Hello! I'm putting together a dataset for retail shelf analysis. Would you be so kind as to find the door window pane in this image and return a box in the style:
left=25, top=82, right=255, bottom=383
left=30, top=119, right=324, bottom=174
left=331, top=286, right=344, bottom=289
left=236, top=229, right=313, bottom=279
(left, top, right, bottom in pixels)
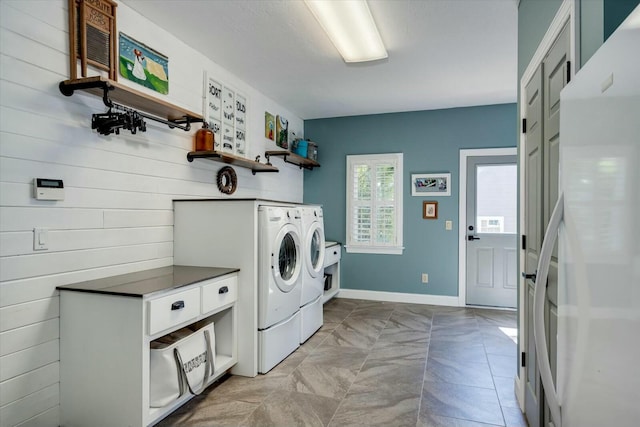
left=476, top=164, right=517, bottom=233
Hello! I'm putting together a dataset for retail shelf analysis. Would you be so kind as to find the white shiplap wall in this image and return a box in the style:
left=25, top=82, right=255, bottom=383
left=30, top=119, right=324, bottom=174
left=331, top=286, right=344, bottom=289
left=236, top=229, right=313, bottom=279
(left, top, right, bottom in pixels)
left=0, top=1, right=304, bottom=425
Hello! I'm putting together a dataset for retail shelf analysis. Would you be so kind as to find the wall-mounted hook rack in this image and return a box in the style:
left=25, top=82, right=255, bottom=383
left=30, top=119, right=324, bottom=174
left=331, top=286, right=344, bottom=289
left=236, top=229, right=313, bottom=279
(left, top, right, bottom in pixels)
left=59, top=76, right=203, bottom=132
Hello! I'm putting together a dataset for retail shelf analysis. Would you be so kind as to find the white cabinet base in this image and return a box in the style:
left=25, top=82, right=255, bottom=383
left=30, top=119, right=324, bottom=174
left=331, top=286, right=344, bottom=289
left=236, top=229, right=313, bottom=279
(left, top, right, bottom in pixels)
left=59, top=272, right=237, bottom=427
left=323, top=244, right=341, bottom=303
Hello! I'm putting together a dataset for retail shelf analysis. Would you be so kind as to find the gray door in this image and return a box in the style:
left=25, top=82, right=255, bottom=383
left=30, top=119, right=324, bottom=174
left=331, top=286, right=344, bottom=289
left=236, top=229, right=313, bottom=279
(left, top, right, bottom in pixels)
left=541, top=21, right=570, bottom=427
left=524, top=64, right=544, bottom=427
left=465, top=155, right=518, bottom=308
left=523, top=22, right=570, bottom=427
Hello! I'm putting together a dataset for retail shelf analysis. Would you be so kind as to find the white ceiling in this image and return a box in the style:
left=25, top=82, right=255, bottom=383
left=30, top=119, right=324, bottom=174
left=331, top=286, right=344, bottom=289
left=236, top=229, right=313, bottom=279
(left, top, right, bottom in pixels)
left=124, top=0, right=518, bottom=120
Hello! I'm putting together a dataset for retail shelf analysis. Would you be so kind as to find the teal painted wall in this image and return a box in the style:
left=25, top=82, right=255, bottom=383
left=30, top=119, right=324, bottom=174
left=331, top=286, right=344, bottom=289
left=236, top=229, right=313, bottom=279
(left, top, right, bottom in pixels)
left=517, top=0, right=639, bottom=75
left=303, top=104, right=517, bottom=297
left=604, top=0, right=639, bottom=38
left=581, top=0, right=639, bottom=66
left=517, top=0, right=563, bottom=81
left=581, top=0, right=604, bottom=67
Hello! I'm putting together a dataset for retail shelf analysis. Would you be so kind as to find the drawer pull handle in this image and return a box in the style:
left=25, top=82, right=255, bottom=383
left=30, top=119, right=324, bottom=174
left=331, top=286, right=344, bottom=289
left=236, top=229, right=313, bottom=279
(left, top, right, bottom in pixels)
left=218, top=286, right=229, bottom=294
left=334, top=251, right=338, bottom=255
left=171, top=300, right=185, bottom=310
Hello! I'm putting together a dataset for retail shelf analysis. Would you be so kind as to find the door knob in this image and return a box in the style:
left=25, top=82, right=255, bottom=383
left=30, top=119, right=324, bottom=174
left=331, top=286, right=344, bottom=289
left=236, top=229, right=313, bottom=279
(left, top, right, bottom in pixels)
left=522, top=272, right=537, bottom=281
left=467, top=235, right=480, bottom=241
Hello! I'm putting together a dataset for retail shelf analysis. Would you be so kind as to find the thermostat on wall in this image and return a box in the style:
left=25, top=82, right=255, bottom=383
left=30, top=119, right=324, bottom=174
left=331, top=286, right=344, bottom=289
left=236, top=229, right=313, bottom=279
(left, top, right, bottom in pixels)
left=33, top=178, right=64, bottom=201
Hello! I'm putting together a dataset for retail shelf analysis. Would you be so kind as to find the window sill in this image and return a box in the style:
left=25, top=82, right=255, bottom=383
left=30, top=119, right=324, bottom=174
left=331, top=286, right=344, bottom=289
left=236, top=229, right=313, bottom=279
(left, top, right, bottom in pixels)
left=345, top=246, right=404, bottom=255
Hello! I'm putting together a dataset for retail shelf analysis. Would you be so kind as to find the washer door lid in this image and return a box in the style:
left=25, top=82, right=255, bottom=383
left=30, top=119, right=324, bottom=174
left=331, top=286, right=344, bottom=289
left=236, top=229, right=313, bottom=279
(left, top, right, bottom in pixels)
left=305, top=222, right=325, bottom=278
left=272, top=224, right=302, bottom=292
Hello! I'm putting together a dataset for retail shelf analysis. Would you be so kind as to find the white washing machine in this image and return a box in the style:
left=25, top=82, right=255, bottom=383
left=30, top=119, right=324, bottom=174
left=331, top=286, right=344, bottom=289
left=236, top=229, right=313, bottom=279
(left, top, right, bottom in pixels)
left=257, top=205, right=303, bottom=373
left=299, top=205, right=325, bottom=343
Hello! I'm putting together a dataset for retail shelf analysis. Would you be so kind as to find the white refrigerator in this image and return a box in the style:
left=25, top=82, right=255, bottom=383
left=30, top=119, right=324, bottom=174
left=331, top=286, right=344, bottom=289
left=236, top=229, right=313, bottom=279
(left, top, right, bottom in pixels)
left=533, top=5, right=640, bottom=427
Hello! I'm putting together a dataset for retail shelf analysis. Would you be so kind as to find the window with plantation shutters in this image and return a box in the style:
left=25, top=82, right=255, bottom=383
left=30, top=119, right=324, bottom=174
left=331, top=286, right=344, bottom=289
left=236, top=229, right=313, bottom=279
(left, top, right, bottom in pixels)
left=346, top=153, right=404, bottom=254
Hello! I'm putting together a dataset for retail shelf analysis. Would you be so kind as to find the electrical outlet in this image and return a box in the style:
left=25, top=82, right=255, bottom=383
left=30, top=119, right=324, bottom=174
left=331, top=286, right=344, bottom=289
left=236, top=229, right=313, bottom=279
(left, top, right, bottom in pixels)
left=421, top=273, right=429, bottom=283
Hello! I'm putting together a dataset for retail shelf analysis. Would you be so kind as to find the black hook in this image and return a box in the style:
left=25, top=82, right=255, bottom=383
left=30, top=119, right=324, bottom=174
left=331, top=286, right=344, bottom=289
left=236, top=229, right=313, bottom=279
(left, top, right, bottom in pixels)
left=101, top=84, right=114, bottom=108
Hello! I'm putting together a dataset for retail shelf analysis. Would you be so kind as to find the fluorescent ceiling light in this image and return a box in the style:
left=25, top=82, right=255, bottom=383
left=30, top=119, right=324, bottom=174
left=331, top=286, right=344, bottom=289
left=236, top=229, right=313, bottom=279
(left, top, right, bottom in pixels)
left=305, top=0, right=387, bottom=63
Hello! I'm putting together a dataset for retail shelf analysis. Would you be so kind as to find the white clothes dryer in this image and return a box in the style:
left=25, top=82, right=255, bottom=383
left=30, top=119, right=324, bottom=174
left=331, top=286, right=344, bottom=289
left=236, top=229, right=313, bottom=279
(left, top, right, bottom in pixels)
left=257, top=206, right=303, bottom=373
left=299, top=205, right=325, bottom=343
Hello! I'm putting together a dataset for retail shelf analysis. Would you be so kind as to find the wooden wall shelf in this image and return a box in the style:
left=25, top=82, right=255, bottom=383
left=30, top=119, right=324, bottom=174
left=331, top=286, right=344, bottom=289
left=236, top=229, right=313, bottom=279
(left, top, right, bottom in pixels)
left=187, top=151, right=279, bottom=175
left=59, top=76, right=203, bottom=126
left=264, top=151, right=320, bottom=170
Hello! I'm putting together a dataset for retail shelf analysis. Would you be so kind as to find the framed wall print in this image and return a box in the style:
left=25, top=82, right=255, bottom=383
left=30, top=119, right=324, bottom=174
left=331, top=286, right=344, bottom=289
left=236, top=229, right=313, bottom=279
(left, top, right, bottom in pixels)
left=423, top=201, right=438, bottom=219
left=265, top=112, right=275, bottom=140
left=235, top=94, right=247, bottom=156
left=221, top=85, right=235, bottom=154
left=204, top=72, right=248, bottom=157
left=411, top=173, right=451, bottom=196
left=205, top=75, right=223, bottom=151
left=276, top=115, right=288, bottom=149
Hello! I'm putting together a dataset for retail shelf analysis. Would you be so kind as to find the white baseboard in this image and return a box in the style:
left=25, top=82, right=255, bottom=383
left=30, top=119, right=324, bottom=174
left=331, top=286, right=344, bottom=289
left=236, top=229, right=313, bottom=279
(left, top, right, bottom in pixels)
left=337, top=289, right=460, bottom=307
left=465, top=304, right=517, bottom=312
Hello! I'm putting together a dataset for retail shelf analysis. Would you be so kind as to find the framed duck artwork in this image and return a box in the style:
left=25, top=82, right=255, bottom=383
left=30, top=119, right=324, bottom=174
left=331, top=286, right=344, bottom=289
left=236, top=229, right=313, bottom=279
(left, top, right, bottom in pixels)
left=119, top=33, right=169, bottom=95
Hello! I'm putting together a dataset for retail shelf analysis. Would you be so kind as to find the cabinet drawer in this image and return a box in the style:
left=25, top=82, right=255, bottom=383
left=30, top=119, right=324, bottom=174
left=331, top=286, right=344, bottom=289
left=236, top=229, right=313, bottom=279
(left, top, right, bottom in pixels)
left=324, top=245, right=341, bottom=267
left=202, top=275, right=237, bottom=314
left=148, top=288, right=200, bottom=335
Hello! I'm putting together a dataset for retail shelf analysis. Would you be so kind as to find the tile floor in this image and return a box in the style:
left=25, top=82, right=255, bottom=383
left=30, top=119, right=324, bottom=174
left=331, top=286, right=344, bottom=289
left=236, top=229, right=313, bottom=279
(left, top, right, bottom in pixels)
left=157, top=299, right=527, bottom=427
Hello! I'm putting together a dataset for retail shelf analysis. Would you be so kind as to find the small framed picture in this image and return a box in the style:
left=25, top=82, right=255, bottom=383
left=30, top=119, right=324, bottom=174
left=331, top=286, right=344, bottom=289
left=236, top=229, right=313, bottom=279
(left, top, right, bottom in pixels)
left=276, top=115, right=288, bottom=149
left=411, top=173, right=451, bottom=196
left=423, top=201, right=438, bottom=219
left=265, top=111, right=275, bottom=140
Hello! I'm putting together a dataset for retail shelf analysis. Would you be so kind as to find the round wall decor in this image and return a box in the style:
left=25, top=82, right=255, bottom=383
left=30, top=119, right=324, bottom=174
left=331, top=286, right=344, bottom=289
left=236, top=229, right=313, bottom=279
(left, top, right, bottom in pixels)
left=217, top=166, right=237, bottom=195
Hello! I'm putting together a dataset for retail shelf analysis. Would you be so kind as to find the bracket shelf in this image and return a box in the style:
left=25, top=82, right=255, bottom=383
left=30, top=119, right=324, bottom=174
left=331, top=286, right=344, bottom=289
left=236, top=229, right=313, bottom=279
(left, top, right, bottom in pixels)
left=264, top=151, right=320, bottom=170
left=187, top=151, right=279, bottom=175
left=59, top=76, right=203, bottom=131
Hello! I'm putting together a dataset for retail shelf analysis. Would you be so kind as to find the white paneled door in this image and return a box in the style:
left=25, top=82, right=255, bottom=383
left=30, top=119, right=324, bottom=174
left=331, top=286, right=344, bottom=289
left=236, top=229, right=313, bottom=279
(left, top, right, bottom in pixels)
left=465, top=155, right=517, bottom=308
left=524, top=63, right=544, bottom=427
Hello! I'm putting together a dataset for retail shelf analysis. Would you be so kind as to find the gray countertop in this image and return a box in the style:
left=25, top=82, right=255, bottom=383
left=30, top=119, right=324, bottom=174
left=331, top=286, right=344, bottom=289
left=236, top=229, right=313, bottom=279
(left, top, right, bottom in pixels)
left=57, top=265, right=239, bottom=298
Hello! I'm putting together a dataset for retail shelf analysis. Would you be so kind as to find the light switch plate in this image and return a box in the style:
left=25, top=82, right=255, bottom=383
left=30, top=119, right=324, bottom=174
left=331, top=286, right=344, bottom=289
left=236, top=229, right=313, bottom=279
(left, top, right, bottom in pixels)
left=445, top=220, right=453, bottom=230
left=34, top=228, right=48, bottom=251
